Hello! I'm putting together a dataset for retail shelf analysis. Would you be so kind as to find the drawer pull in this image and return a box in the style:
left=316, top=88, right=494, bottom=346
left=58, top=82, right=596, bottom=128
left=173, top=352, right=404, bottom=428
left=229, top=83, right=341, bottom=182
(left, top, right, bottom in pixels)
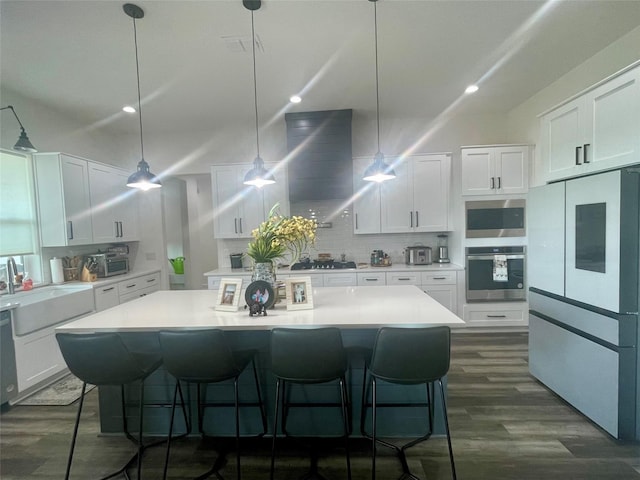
left=146, top=278, right=156, bottom=283
left=398, top=277, right=411, bottom=281
left=125, top=284, right=136, bottom=289
left=486, top=314, right=507, bottom=318
left=432, top=277, right=446, bottom=280
left=102, top=287, right=115, bottom=292
left=365, top=278, right=379, bottom=282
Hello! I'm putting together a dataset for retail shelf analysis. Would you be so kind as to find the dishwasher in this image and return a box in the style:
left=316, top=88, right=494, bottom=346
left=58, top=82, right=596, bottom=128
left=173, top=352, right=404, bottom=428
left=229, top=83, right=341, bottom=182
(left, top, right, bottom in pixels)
left=1, top=309, right=18, bottom=405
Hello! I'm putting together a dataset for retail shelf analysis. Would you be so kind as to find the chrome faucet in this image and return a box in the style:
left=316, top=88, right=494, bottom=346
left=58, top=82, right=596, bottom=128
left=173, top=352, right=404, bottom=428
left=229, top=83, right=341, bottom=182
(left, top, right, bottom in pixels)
left=6, top=257, right=17, bottom=294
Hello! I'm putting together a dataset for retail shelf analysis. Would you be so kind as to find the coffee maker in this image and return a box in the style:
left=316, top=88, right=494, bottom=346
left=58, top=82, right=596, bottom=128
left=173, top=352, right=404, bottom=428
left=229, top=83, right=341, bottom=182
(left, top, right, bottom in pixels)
left=436, top=234, right=450, bottom=263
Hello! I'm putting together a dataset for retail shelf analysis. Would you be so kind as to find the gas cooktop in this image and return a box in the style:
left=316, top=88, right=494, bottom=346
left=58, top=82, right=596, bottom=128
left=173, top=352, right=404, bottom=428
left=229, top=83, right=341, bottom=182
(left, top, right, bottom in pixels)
left=291, top=261, right=357, bottom=270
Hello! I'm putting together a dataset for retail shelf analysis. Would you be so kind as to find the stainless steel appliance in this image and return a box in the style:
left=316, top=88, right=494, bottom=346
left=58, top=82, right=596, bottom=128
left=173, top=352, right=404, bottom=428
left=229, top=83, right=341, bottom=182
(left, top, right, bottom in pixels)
left=528, top=166, right=640, bottom=440
left=465, top=199, right=525, bottom=238
left=1, top=309, right=17, bottom=405
left=291, top=259, right=357, bottom=270
left=466, top=246, right=526, bottom=301
left=436, top=234, right=450, bottom=263
left=404, top=246, right=432, bottom=265
left=87, top=253, right=129, bottom=278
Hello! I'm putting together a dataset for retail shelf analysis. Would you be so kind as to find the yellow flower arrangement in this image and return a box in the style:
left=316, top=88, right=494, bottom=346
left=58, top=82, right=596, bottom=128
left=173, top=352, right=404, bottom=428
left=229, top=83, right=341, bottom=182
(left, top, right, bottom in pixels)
left=247, top=204, right=317, bottom=264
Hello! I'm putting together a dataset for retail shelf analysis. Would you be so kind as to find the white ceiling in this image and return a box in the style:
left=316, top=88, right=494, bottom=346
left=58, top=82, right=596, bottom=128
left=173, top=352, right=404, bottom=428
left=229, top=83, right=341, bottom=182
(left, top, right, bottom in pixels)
left=2, top=0, right=640, bottom=136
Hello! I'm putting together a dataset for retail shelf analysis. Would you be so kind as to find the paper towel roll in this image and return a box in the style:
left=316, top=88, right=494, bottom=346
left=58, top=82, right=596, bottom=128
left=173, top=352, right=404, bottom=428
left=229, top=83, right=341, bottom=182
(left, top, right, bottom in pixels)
left=50, top=257, right=64, bottom=284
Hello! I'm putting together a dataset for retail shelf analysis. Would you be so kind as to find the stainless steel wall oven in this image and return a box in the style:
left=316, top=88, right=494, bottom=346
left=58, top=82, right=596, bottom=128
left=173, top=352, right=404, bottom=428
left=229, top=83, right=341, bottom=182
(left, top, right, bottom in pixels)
left=466, top=246, right=526, bottom=302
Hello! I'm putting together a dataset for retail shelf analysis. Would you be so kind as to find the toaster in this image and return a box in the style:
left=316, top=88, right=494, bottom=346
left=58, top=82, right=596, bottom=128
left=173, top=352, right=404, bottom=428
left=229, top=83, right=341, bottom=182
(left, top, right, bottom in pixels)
left=404, top=246, right=432, bottom=265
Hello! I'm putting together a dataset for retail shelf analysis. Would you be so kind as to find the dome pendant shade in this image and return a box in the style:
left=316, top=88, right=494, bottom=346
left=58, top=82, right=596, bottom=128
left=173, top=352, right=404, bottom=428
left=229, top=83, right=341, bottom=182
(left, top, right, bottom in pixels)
left=1, top=105, right=37, bottom=153
left=124, top=3, right=161, bottom=190
left=363, top=151, right=396, bottom=183
left=14, top=129, right=37, bottom=153
left=126, top=159, right=161, bottom=190
left=363, top=0, right=395, bottom=183
left=243, top=156, right=275, bottom=188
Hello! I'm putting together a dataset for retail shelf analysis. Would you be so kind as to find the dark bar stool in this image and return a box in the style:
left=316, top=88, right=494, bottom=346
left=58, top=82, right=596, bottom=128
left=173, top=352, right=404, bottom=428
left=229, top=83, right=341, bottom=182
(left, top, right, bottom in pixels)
left=270, top=327, right=351, bottom=480
left=360, top=326, right=457, bottom=480
left=158, top=329, right=267, bottom=480
left=56, top=332, right=167, bottom=480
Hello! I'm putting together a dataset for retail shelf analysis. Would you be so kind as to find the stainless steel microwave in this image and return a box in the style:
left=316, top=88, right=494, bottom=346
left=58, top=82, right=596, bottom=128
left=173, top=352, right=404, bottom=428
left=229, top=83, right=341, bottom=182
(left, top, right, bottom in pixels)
left=87, top=253, right=129, bottom=278
left=465, top=199, right=526, bottom=238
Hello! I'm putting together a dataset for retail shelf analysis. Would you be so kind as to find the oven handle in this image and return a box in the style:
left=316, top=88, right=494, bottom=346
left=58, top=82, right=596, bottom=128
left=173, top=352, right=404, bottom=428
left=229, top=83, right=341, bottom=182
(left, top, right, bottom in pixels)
left=466, top=255, right=525, bottom=260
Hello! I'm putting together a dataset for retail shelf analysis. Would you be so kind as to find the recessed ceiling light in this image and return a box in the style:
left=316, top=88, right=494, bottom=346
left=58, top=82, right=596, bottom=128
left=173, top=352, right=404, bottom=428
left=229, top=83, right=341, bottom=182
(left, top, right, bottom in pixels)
left=289, top=95, right=302, bottom=104
left=465, top=85, right=479, bottom=94
left=123, top=106, right=136, bottom=113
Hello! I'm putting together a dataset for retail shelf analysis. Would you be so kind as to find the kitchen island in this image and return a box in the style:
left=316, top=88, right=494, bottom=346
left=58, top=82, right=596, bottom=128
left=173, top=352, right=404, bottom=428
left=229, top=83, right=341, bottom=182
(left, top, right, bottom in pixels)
left=57, top=285, right=464, bottom=437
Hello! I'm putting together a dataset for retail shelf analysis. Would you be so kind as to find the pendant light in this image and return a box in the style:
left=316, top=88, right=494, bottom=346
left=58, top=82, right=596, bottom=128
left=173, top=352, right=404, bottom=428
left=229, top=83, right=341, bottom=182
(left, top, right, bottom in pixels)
left=363, top=0, right=396, bottom=183
left=242, top=0, right=275, bottom=188
left=0, top=105, right=37, bottom=153
left=123, top=3, right=161, bottom=191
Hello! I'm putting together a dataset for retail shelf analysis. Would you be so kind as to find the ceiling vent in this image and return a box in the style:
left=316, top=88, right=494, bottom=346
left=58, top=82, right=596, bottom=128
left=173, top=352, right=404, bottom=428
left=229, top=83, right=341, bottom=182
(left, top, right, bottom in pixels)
left=285, top=109, right=353, bottom=202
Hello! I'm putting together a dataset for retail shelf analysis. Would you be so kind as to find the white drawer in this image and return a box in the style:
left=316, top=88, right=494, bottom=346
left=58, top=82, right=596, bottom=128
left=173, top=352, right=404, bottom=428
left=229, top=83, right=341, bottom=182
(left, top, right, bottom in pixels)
left=323, top=273, right=357, bottom=287
left=207, top=276, right=221, bottom=290
left=118, top=272, right=160, bottom=296
left=357, top=272, right=387, bottom=286
left=94, top=284, right=119, bottom=312
left=386, top=272, right=421, bottom=286
left=119, top=285, right=157, bottom=304
left=421, top=271, right=456, bottom=285
left=463, top=302, right=528, bottom=325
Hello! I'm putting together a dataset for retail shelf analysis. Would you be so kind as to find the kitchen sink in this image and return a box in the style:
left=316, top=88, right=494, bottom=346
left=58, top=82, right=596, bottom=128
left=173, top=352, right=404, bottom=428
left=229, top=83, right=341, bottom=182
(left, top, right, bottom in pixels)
left=4, top=285, right=95, bottom=336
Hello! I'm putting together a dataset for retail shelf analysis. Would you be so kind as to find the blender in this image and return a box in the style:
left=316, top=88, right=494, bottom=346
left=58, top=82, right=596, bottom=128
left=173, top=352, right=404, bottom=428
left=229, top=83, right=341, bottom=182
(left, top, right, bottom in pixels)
left=436, top=234, right=450, bottom=263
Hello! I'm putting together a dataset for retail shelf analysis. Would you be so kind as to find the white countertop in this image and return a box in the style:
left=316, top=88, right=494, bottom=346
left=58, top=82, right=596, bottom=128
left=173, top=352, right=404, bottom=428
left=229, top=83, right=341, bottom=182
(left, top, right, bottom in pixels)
left=204, top=263, right=463, bottom=277
left=56, top=285, right=464, bottom=332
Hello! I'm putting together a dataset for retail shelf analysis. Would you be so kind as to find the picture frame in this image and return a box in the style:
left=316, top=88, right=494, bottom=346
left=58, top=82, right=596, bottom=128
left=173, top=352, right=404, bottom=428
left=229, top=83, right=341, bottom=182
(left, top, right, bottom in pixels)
left=215, top=278, right=243, bottom=311
left=284, top=276, right=314, bottom=310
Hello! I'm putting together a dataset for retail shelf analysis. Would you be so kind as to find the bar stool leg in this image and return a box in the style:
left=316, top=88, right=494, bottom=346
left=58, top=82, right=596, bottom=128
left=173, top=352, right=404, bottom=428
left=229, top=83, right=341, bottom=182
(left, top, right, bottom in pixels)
left=371, top=377, right=377, bottom=480
left=64, top=382, right=87, bottom=480
left=162, top=382, right=180, bottom=480
left=438, top=379, right=457, bottom=480
left=339, top=377, right=352, bottom=480
left=234, top=377, right=241, bottom=480
left=137, top=380, right=145, bottom=479
left=250, top=357, right=268, bottom=434
left=270, top=378, right=281, bottom=480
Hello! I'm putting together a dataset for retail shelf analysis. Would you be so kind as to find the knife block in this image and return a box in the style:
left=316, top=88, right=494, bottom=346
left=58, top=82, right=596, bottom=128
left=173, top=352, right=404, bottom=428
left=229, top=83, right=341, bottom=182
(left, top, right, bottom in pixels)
left=81, top=266, right=97, bottom=282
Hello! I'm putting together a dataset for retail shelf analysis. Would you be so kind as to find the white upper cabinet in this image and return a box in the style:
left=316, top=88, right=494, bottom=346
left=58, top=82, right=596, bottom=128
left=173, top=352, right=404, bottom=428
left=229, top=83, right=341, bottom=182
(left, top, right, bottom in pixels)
left=540, top=65, right=640, bottom=183
left=35, top=153, right=139, bottom=246
left=378, top=153, right=451, bottom=234
left=211, top=163, right=289, bottom=239
left=461, top=145, right=529, bottom=196
left=88, top=163, right=139, bottom=243
left=34, top=153, right=93, bottom=246
left=352, top=156, right=381, bottom=234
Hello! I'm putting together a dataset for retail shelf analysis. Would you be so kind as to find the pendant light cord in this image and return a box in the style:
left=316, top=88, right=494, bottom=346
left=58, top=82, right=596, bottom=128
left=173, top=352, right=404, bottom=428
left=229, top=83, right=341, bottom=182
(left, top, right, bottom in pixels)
left=374, top=0, right=380, bottom=154
left=132, top=15, right=145, bottom=161
left=251, top=10, right=260, bottom=158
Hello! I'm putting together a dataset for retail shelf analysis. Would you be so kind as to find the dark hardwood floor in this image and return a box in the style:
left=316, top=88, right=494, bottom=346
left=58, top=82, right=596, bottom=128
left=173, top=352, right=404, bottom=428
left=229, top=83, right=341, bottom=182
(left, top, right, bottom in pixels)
left=1, top=331, right=639, bottom=479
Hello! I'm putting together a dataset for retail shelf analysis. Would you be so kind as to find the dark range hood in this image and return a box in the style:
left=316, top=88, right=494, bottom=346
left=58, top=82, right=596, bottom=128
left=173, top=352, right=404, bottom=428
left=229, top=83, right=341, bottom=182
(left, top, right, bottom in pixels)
left=285, top=109, right=353, bottom=202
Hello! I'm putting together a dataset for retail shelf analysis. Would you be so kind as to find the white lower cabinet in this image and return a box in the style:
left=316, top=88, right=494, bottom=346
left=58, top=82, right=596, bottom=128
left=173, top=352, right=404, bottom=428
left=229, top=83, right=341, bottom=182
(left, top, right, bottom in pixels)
left=463, top=302, right=528, bottom=327
left=386, top=272, right=421, bottom=286
left=323, top=273, right=357, bottom=287
left=93, top=271, right=161, bottom=311
left=13, top=324, right=67, bottom=394
left=421, top=271, right=458, bottom=315
left=356, top=272, right=386, bottom=286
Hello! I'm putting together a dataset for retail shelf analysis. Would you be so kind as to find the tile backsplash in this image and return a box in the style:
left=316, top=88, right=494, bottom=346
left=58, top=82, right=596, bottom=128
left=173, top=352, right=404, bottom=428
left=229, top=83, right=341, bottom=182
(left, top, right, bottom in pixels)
left=217, top=199, right=447, bottom=268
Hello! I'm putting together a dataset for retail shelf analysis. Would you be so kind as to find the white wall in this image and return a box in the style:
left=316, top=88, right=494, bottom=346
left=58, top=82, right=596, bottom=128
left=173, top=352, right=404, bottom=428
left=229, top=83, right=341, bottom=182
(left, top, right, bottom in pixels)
left=0, top=87, right=131, bottom=166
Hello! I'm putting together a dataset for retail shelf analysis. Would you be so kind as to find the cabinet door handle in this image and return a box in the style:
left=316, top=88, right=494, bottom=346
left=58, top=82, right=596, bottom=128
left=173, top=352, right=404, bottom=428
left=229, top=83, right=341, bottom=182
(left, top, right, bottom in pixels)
left=239, top=218, right=243, bottom=234
left=119, top=222, right=124, bottom=237
left=490, top=177, right=494, bottom=189
left=575, top=145, right=582, bottom=165
left=583, top=143, right=590, bottom=163
left=497, top=177, right=501, bottom=189
left=234, top=218, right=238, bottom=234
left=486, top=314, right=507, bottom=318
left=415, top=211, right=419, bottom=227
left=409, top=211, right=413, bottom=228
left=115, top=221, right=119, bottom=237
left=102, top=287, right=115, bottom=292
left=355, top=214, right=358, bottom=230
